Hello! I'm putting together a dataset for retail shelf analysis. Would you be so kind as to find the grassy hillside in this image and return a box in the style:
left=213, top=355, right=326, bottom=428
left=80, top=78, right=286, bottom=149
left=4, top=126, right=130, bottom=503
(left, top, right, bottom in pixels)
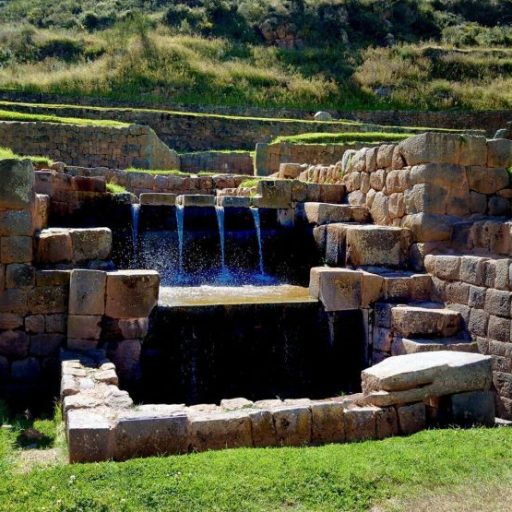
left=0, top=1, right=512, bottom=110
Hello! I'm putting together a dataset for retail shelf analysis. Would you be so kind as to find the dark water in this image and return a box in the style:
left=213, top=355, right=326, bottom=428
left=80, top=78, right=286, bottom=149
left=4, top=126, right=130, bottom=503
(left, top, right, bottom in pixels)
left=134, top=300, right=366, bottom=405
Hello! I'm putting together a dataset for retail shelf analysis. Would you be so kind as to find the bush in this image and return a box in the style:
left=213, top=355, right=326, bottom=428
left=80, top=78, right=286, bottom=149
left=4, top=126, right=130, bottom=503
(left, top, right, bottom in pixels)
left=38, top=37, right=84, bottom=61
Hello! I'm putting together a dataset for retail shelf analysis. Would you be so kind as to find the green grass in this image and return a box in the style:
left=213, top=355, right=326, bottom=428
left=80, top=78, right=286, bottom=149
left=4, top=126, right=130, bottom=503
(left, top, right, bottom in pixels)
left=106, top=182, right=128, bottom=194
left=0, top=146, right=52, bottom=167
left=272, top=131, right=416, bottom=145
left=0, top=425, right=512, bottom=511
left=0, top=108, right=129, bottom=127
left=126, top=167, right=219, bottom=177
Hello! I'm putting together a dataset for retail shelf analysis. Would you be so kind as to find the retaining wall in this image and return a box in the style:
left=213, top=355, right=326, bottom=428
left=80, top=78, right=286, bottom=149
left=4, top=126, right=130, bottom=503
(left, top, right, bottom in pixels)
left=180, top=151, right=253, bottom=175
left=0, top=121, right=180, bottom=170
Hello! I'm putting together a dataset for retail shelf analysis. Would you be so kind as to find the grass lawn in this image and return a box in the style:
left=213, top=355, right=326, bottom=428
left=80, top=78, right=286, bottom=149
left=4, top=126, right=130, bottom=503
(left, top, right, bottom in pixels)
left=272, top=132, right=416, bottom=145
left=1, top=415, right=511, bottom=512
left=0, top=108, right=129, bottom=128
left=0, top=146, right=52, bottom=167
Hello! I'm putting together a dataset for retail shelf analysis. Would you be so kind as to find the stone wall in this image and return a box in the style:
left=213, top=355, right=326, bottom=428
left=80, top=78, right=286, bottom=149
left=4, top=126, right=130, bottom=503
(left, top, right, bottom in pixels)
left=255, top=142, right=379, bottom=176
left=180, top=151, right=253, bottom=175
left=0, top=121, right=180, bottom=170
left=341, top=134, right=512, bottom=243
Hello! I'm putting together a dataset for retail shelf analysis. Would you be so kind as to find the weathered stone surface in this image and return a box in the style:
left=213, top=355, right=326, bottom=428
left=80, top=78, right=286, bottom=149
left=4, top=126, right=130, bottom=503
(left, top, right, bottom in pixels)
left=0, top=209, right=33, bottom=237
left=30, top=333, right=65, bottom=356
left=5, top=263, right=35, bottom=288
left=0, top=159, right=34, bottom=209
left=396, top=402, right=426, bottom=435
left=110, top=339, right=142, bottom=381
left=301, top=202, right=369, bottom=225
left=220, top=397, right=254, bottom=411
left=114, top=414, right=188, bottom=459
left=467, top=166, right=510, bottom=194
left=0, top=236, right=32, bottom=264
left=484, top=289, right=512, bottom=318
left=487, top=138, right=512, bottom=168
left=449, top=390, right=495, bottom=427
left=67, top=315, right=102, bottom=341
left=36, top=269, right=71, bottom=287
left=24, top=314, right=45, bottom=334
left=70, top=228, right=112, bottom=262
left=35, top=229, right=72, bottom=264
left=0, top=330, right=29, bottom=357
left=105, top=270, right=159, bottom=318
left=310, top=401, right=345, bottom=444
left=345, top=225, right=407, bottom=267
left=402, top=213, right=460, bottom=242
left=0, top=313, right=23, bottom=330
left=29, top=285, right=68, bottom=314
left=376, top=407, right=398, bottom=439
left=248, top=409, right=277, bottom=447
left=459, top=135, right=487, bottom=166
left=399, top=133, right=461, bottom=166
left=189, top=411, right=253, bottom=451
left=140, top=193, right=177, bottom=206
left=69, top=270, right=106, bottom=316
left=361, top=351, right=492, bottom=406
left=67, top=410, right=114, bottom=463
left=391, top=305, right=461, bottom=337
left=344, top=406, right=378, bottom=442
left=309, top=267, right=361, bottom=312
left=272, top=405, right=312, bottom=446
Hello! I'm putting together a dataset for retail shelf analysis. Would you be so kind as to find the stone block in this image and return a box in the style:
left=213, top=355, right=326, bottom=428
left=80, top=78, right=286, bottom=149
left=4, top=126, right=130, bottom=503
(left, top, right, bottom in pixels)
left=0, top=288, right=28, bottom=315
left=220, top=398, right=254, bottom=411
left=67, top=315, right=102, bottom=340
left=344, top=406, right=378, bottom=442
left=0, top=313, right=23, bottom=330
left=69, top=270, right=106, bottom=316
left=432, top=255, right=460, bottom=281
left=248, top=409, right=277, bottom=447
left=325, top=223, right=349, bottom=266
left=35, top=229, right=72, bottom=264
left=301, top=203, right=369, bottom=225
left=484, top=289, right=512, bottom=318
left=460, top=256, right=487, bottom=286
left=254, top=180, right=292, bottom=208
left=105, top=270, right=159, bottom=318
left=0, top=209, right=33, bottom=236
left=5, top=263, right=35, bottom=288
left=29, top=333, right=65, bottom=356
left=45, top=314, right=66, bottom=334
left=369, top=191, right=390, bottom=225
left=0, top=330, right=29, bottom=358
left=272, top=405, right=312, bottom=447
left=396, top=402, right=426, bottom=435
left=402, top=213, right=459, bottom=242
left=488, top=315, right=511, bottom=342
left=36, top=269, right=71, bottom=287
left=0, top=236, right=32, bottom=264
left=114, top=414, right=189, bottom=460
left=444, top=282, right=470, bottom=305
left=361, top=271, right=384, bottom=306
left=309, top=267, right=362, bottom=312
left=69, top=228, right=112, bottom=263
left=468, top=166, right=510, bottom=194
left=0, top=159, right=34, bottom=210
left=29, top=286, right=68, bottom=314
left=376, top=406, right=399, bottom=439
left=67, top=410, right=114, bottom=463
left=373, top=326, right=393, bottom=353
left=189, top=411, right=253, bottom=451
left=310, top=401, right=345, bottom=444
left=468, top=308, right=489, bottom=337
left=449, top=390, right=495, bottom=427
left=345, top=225, right=407, bottom=268
left=487, top=138, right=512, bottom=168
left=459, top=135, right=487, bottom=166
left=398, top=133, right=461, bottom=166
left=391, top=305, right=461, bottom=337
left=34, top=194, right=49, bottom=231
left=469, top=191, right=487, bottom=214
left=25, top=314, right=45, bottom=334
left=110, top=339, right=142, bottom=381
left=376, top=144, right=395, bottom=169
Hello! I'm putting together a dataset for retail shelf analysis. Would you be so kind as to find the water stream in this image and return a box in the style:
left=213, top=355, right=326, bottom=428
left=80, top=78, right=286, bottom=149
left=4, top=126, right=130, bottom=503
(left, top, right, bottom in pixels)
left=215, top=206, right=226, bottom=273
left=130, top=204, right=140, bottom=257
left=176, top=205, right=185, bottom=273
left=251, top=207, right=265, bottom=275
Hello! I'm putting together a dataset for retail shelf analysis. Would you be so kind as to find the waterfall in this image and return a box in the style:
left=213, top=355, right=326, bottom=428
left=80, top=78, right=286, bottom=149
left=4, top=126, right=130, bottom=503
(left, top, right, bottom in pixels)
left=176, top=205, right=185, bottom=273
left=131, top=203, right=141, bottom=257
left=215, top=206, right=226, bottom=273
left=251, top=207, right=265, bottom=275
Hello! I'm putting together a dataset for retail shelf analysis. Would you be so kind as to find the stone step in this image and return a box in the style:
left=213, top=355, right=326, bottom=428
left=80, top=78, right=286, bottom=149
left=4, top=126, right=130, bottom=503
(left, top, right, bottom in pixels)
left=300, top=202, right=370, bottom=225
left=391, top=336, right=478, bottom=356
left=317, top=223, right=411, bottom=268
left=391, top=303, right=462, bottom=338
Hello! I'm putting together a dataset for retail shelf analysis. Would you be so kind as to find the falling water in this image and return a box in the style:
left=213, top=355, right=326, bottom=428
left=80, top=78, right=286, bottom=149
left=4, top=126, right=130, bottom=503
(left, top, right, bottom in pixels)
left=251, top=207, right=265, bottom=275
left=215, top=206, right=226, bottom=273
left=176, top=205, right=185, bottom=273
left=130, top=203, right=141, bottom=256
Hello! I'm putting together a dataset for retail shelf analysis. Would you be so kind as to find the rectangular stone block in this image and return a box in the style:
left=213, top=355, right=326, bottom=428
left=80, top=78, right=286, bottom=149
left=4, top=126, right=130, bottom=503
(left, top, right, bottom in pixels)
left=484, top=289, right=512, bottom=318
left=36, top=269, right=71, bottom=287
left=69, top=228, right=112, bottom=263
left=0, top=313, right=23, bottom=330
left=140, top=193, right=177, bottom=206
left=69, top=270, right=106, bottom=316
left=25, top=314, right=45, bottom=334
left=344, top=406, right=378, bottom=442
left=0, top=159, right=34, bottom=210
left=248, top=409, right=278, bottom=447
left=34, top=194, right=49, bottom=231
left=35, top=229, right=72, bottom=264
left=0, top=209, right=33, bottom=236
left=272, top=405, right=312, bottom=447
left=310, top=401, right=345, bottom=444
left=114, top=414, right=188, bottom=460
left=396, top=402, right=426, bottom=435
left=67, top=315, right=102, bottom=340
left=45, top=314, right=67, bottom=334
left=376, top=406, right=398, bottom=439
left=0, top=288, right=28, bottom=315
left=0, top=330, right=29, bottom=358
left=309, top=267, right=362, bottom=312
left=29, top=286, right=68, bottom=314
left=105, top=270, right=159, bottom=318
left=0, top=236, right=32, bottom=263
left=449, top=390, right=495, bottom=427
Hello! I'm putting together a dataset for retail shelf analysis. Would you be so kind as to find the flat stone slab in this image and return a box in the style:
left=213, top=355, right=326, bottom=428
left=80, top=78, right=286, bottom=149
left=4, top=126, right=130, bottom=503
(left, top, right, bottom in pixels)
left=392, top=337, right=478, bottom=356
left=139, top=193, right=177, bottom=206
left=216, top=196, right=251, bottom=208
left=361, top=351, right=492, bottom=406
left=302, top=202, right=370, bottom=225
left=176, top=194, right=215, bottom=207
left=391, top=304, right=461, bottom=337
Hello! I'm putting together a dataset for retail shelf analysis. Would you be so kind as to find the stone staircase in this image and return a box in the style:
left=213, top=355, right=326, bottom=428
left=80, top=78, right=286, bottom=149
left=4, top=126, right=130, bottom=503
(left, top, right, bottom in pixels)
left=303, top=201, right=477, bottom=362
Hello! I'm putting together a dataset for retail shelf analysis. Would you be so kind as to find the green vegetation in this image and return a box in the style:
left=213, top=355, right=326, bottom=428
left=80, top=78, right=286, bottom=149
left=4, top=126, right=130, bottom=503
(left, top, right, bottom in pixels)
left=106, top=182, right=128, bottom=194
left=126, top=167, right=219, bottom=177
left=273, top=131, right=415, bottom=145
left=0, top=2, right=512, bottom=110
left=0, top=146, right=52, bottom=166
left=0, top=421, right=512, bottom=511
left=0, top=108, right=128, bottom=127
left=239, top=177, right=261, bottom=188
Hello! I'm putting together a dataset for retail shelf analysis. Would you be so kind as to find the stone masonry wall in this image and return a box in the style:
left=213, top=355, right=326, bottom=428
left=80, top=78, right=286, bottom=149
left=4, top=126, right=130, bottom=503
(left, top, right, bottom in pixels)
left=0, top=121, right=180, bottom=170
left=180, top=151, right=254, bottom=175
left=341, top=134, right=512, bottom=245
left=255, top=142, right=379, bottom=176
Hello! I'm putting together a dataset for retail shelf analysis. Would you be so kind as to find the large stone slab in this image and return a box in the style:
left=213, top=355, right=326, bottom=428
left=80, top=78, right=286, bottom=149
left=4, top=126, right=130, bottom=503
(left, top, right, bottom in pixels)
left=0, top=159, right=34, bottom=210
left=361, top=351, right=492, bottom=406
left=391, top=305, right=461, bottom=337
left=309, top=267, right=362, bottom=311
left=301, top=202, right=370, bottom=225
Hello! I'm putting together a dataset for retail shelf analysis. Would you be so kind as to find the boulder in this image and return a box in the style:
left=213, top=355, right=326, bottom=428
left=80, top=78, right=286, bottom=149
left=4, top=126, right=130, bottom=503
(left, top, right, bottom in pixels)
left=398, top=133, right=461, bottom=166
left=0, top=159, right=34, bottom=210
